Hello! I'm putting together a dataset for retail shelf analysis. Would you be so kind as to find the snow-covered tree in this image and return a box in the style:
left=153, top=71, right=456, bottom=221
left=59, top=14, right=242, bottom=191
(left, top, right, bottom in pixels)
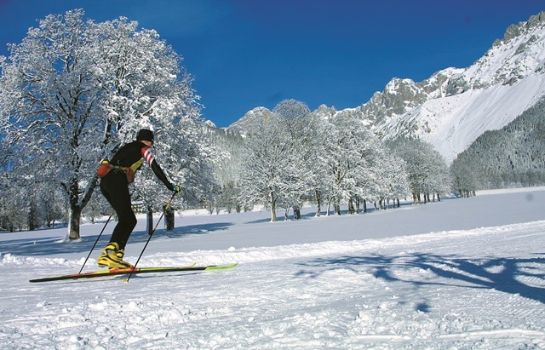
left=388, top=137, right=451, bottom=203
left=239, top=113, right=295, bottom=222
left=208, top=128, right=245, bottom=213
left=305, top=111, right=329, bottom=216
left=0, top=10, right=200, bottom=239
left=272, top=99, right=314, bottom=219
left=384, top=154, right=411, bottom=206
left=321, top=109, right=381, bottom=215
left=353, top=147, right=410, bottom=211
left=0, top=174, right=27, bottom=231
left=171, top=117, right=218, bottom=209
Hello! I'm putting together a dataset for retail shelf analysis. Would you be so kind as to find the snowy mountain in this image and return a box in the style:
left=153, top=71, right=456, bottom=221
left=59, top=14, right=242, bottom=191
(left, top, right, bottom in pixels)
left=376, top=11, right=545, bottom=163
left=226, top=106, right=273, bottom=136
left=228, top=12, right=545, bottom=163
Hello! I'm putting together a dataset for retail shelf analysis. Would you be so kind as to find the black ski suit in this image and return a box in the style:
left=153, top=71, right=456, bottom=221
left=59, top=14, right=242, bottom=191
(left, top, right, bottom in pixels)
left=100, top=141, right=174, bottom=250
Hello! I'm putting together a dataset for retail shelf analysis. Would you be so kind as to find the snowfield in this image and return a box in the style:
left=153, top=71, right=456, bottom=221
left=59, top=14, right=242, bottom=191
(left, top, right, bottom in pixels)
left=420, top=73, right=545, bottom=164
left=1, top=189, right=545, bottom=349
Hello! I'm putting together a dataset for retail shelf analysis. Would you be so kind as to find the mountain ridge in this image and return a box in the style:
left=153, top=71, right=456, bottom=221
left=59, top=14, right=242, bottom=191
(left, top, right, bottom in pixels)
left=227, top=11, right=545, bottom=163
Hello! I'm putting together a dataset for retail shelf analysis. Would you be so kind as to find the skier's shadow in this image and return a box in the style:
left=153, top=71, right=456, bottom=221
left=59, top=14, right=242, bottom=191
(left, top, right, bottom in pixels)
left=296, top=252, right=545, bottom=304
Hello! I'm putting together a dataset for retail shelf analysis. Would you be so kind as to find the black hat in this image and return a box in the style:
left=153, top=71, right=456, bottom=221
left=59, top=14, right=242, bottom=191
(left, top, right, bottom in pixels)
left=136, top=129, right=154, bottom=142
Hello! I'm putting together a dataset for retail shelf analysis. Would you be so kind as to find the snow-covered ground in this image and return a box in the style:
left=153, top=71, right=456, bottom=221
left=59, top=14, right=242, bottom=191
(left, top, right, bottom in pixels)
left=1, top=189, right=545, bottom=349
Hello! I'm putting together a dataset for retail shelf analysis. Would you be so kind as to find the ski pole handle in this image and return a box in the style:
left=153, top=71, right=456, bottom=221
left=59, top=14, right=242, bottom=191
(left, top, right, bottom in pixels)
left=163, top=191, right=177, bottom=211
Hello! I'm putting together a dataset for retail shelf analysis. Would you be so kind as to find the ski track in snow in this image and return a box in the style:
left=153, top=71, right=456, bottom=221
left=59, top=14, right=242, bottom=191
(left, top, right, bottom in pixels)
left=1, top=192, right=545, bottom=349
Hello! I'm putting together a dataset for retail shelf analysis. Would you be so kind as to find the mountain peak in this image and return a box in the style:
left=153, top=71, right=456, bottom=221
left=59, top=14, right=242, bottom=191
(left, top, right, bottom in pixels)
left=377, top=10, right=545, bottom=163
left=361, top=10, right=545, bottom=163
left=227, top=107, right=273, bottom=136
left=498, top=11, right=545, bottom=45
left=227, top=11, right=545, bottom=164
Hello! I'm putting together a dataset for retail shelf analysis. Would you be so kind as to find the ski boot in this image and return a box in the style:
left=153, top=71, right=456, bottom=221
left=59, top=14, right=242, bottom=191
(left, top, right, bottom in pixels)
left=97, top=242, right=134, bottom=269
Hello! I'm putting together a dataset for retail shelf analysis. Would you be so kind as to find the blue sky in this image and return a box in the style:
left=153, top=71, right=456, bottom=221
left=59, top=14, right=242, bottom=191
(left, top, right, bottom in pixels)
left=0, top=0, right=544, bottom=126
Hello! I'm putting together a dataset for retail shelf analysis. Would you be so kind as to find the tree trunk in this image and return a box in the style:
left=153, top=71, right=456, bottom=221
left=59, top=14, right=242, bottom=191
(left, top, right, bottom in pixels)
left=270, top=191, right=277, bottom=222
left=66, top=175, right=99, bottom=240
left=348, top=197, right=355, bottom=214
left=164, top=205, right=175, bottom=231
left=147, top=208, right=153, bottom=235
left=28, top=203, right=36, bottom=231
left=363, top=199, right=367, bottom=213
left=293, top=206, right=301, bottom=220
left=355, top=196, right=361, bottom=214
left=68, top=206, right=82, bottom=240
left=334, top=200, right=341, bottom=215
left=315, top=190, right=321, bottom=217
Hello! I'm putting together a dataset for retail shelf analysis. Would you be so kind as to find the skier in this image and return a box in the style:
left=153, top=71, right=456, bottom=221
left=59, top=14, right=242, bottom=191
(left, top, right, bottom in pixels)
left=96, top=129, right=179, bottom=269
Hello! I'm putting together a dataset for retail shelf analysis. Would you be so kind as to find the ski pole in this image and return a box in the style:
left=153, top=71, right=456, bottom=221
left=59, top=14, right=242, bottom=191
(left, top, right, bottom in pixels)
left=125, top=192, right=177, bottom=282
left=78, top=214, right=112, bottom=274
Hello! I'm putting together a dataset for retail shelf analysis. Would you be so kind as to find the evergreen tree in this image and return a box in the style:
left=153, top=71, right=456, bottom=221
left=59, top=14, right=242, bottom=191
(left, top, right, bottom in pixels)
left=451, top=98, right=545, bottom=189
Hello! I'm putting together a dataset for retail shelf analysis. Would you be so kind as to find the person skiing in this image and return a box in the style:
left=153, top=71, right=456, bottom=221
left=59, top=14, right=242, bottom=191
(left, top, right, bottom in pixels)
left=96, top=128, right=179, bottom=269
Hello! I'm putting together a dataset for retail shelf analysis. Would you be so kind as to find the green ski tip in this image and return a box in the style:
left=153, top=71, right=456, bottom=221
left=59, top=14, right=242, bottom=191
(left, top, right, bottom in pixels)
left=204, top=263, right=239, bottom=271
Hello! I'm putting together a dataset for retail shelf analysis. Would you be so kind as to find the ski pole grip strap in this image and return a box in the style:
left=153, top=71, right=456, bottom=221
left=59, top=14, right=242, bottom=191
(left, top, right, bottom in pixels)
left=164, top=192, right=177, bottom=210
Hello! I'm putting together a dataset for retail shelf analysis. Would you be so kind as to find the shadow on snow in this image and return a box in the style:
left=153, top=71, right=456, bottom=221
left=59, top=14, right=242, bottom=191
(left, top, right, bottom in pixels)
left=295, top=253, right=545, bottom=304
left=244, top=206, right=393, bottom=224
left=0, top=222, right=232, bottom=257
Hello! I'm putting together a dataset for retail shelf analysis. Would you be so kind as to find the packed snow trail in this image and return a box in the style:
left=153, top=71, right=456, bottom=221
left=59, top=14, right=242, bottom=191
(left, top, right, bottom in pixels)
left=1, top=223, right=545, bottom=348
left=1, top=189, right=545, bottom=349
